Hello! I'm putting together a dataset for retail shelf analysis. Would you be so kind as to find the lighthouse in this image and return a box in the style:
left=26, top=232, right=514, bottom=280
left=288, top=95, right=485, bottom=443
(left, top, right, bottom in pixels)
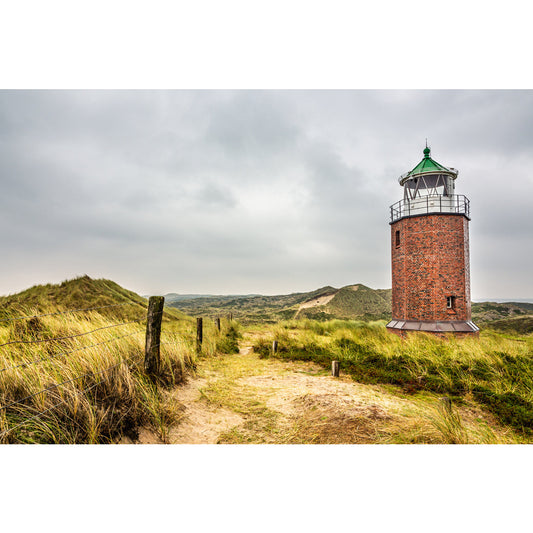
left=386, top=146, right=479, bottom=336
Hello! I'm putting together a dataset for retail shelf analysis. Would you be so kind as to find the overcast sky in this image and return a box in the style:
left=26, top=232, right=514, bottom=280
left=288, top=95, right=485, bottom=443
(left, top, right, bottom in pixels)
left=1, top=90, right=532, bottom=299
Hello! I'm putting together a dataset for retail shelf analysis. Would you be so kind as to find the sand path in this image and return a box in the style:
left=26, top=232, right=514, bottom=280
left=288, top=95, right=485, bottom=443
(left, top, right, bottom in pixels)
left=157, top=332, right=408, bottom=444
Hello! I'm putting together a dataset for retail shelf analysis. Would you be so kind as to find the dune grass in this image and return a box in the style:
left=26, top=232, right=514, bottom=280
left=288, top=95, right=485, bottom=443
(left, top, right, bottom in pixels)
left=0, top=274, right=244, bottom=444
left=0, top=308, right=243, bottom=443
left=253, top=319, right=533, bottom=439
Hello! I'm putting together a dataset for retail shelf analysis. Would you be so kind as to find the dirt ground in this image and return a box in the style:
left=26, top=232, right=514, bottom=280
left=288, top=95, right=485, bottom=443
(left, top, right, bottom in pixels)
left=127, top=331, right=515, bottom=445
left=142, top=334, right=424, bottom=444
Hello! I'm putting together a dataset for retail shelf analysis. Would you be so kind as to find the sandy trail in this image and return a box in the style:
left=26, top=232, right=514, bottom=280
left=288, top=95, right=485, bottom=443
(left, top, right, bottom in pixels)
left=168, top=377, right=244, bottom=444
left=161, top=333, right=410, bottom=444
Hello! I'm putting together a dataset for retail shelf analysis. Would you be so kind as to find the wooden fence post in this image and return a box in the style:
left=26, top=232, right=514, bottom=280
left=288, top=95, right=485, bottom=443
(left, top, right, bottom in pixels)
left=145, top=296, right=165, bottom=376
left=215, top=317, right=221, bottom=332
left=196, top=317, right=203, bottom=353
left=332, top=361, right=340, bottom=377
left=272, top=340, right=278, bottom=355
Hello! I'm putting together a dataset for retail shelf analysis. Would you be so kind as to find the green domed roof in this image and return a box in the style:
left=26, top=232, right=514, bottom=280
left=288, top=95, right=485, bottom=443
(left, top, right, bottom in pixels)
left=399, top=146, right=458, bottom=185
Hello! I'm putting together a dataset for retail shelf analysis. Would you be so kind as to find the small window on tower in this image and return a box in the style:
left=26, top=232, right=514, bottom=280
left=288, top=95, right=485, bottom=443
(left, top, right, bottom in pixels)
left=446, top=296, right=456, bottom=309
left=395, top=230, right=400, bottom=247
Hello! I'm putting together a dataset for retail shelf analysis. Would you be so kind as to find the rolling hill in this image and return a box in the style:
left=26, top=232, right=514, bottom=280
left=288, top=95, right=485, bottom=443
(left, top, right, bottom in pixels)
left=471, top=301, right=533, bottom=322
left=167, top=284, right=392, bottom=323
left=167, top=284, right=533, bottom=329
left=3, top=276, right=531, bottom=332
left=0, top=276, right=186, bottom=322
left=296, top=284, right=392, bottom=320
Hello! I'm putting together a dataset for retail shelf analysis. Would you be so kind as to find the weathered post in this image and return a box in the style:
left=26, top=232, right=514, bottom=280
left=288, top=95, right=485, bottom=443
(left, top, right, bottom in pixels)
left=332, top=361, right=340, bottom=377
left=145, top=296, right=165, bottom=376
left=272, top=340, right=278, bottom=355
left=196, top=317, right=203, bottom=353
left=215, top=317, right=221, bottom=332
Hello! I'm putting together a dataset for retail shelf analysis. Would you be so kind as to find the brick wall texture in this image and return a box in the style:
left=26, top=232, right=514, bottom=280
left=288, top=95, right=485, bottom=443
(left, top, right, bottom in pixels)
left=390, top=214, right=472, bottom=322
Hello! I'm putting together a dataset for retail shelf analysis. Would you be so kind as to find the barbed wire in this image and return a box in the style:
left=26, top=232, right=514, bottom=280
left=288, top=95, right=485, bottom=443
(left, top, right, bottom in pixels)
left=0, top=352, right=143, bottom=440
left=0, top=330, right=144, bottom=374
left=0, top=301, right=145, bottom=324
left=0, top=350, right=144, bottom=413
left=0, top=318, right=146, bottom=349
left=0, top=305, right=176, bottom=441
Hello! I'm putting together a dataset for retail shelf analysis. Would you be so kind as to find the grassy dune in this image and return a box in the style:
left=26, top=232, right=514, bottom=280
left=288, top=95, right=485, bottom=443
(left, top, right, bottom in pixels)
left=0, top=276, right=239, bottom=443
left=1, top=312, right=187, bottom=443
left=0, top=309, right=242, bottom=443
left=253, top=320, right=533, bottom=442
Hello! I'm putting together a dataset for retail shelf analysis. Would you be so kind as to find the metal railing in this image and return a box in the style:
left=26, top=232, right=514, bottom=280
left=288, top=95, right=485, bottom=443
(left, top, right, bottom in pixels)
left=389, top=194, right=470, bottom=223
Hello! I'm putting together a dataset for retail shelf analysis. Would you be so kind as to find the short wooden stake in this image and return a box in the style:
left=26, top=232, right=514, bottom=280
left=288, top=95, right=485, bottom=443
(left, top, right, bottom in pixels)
left=215, top=317, right=221, bottom=331
left=272, top=340, right=278, bottom=354
left=196, top=317, right=203, bottom=353
left=332, top=361, right=340, bottom=377
left=145, top=296, right=165, bottom=376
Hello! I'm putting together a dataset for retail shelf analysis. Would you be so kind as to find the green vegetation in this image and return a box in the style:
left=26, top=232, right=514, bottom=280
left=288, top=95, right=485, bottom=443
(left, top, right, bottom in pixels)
left=215, top=321, right=242, bottom=354
left=472, top=301, right=533, bottom=330
left=0, top=275, right=185, bottom=323
left=253, top=319, right=533, bottom=438
left=482, top=315, right=533, bottom=335
left=297, top=285, right=391, bottom=321
left=3, top=276, right=532, bottom=444
left=167, top=284, right=533, bottom=331
left=0, top=276, right=232, bottom=443
left=168, top=284, right=391, bottom=323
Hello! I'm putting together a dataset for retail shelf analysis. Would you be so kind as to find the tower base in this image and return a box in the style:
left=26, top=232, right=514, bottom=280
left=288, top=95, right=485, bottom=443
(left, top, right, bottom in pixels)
left=386, top=319, right=479, bottom=338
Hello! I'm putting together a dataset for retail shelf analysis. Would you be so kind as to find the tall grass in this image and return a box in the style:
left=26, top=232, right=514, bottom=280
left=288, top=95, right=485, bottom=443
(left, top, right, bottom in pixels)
left=0, top=311, right=197, bottom=443
left=255, top=320, right=533, bottom=437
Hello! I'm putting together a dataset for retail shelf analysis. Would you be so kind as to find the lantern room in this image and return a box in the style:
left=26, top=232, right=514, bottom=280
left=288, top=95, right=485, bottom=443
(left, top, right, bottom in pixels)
left=390, top=146, right=469, bottom=222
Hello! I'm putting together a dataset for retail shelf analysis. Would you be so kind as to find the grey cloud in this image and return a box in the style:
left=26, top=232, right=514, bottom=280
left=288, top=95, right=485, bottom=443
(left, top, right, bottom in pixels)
left=1, top=90, right=532, bottom=298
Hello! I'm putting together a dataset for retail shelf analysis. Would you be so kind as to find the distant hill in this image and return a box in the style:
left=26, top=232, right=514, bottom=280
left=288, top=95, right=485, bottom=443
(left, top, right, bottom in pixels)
left=168, top=284, right=391, bottom=323
left=10, top=276, right=529, bottom=328
left=161, top=293, right=261, bottom=304
left=0, top=276, right=186, bottom=322
left=481, top=315, right=533, bottom=335
left=166, top=285, right=533, bottom=328
left=470, top=301, right=533, bottom=334
left=296, top=284, right=392, bottom=320
left=471, top=301, right=533, bottom=323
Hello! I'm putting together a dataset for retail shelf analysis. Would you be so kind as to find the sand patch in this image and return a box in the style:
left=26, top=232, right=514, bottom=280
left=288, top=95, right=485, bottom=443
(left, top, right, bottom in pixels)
left=298, top=292, right=336, bottom=311
left=167, top=377, right=244, bottom=444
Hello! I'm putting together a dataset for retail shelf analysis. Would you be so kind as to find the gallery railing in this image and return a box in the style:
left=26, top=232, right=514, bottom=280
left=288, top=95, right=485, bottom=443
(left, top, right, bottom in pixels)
left=390, top=194, right=470, bottom=223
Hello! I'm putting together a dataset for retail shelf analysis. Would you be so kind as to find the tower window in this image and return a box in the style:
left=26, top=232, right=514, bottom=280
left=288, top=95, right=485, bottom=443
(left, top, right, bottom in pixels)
left=446, top=296, right=456, bottom=309
left=395, top=230, right=400, bottom=247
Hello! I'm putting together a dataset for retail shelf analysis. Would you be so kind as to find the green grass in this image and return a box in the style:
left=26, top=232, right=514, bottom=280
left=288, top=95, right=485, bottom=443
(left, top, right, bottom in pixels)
left=168, top=284, right=392, bottom=323
left=0, top=312, right=190, bottom=443
left=0, top=275, right=187, bottom=322
left=254, top=320, right=533, bottom=437
left=0, top=276, right=236, bottom=443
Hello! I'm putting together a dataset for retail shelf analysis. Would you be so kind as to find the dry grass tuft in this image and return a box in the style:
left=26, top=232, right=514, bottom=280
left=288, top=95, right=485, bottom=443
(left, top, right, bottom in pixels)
left=0, top=311, right=197, bottom=443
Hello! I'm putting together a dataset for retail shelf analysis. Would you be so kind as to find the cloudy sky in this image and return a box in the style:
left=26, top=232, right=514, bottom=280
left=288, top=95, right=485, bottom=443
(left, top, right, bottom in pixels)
left=1, top=90, right=532, bottom=299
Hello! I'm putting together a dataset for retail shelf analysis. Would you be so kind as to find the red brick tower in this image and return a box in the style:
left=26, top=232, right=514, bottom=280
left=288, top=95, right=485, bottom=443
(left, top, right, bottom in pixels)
left=386, top=146, right=479, bottom=336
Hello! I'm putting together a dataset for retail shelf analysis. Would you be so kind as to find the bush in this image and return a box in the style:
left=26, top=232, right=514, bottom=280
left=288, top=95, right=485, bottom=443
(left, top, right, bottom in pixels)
left=216, top=323, right=241, bottom=354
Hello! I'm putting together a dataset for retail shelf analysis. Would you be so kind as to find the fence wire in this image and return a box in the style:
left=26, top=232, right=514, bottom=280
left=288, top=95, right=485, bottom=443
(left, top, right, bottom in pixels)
left=0, top=351, right=143, bottom=440
left=0, top=301, right=144, bottom=323
left=0, top=301, right=175, bottom=441
left=0, top=330, right=144, bottom=374
left=0, top=318, right=146, bottom=349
